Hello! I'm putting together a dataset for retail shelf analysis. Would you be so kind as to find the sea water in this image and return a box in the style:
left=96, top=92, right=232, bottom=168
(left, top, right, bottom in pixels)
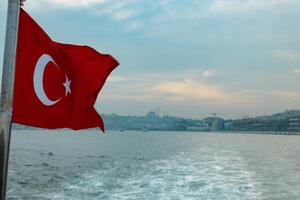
left=6, top=130, right=300, bottom=200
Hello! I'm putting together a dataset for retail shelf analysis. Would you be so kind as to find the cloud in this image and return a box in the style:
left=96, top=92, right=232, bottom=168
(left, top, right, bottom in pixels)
left=210, top=0, right=297, bottom=14
left=25, top=0, right=142, bottom=32
left=102, top=68, right=300, bottom=107
left=153, top=81, right=230, bottom=103
left=25, top=0, right=139, bottom=20
left=102, top=69, right=233, bottom=105
left=276, top=50, right=300, bottom=62
left=293, top=69, right=300, bottom=73
left=202, top=69, right=216, bottom=77
left=99, top=68, right=300, bottom=118
left=107, top=75, right=126, bottom=82
left=125, top=21, right=143, bottom=32
left=272, top=90, right=298, bottom=98
left=26, top=0, right=108, bottom=8
left=92, top=1, right=140, bottom=19
left=112, top=9, right=138, bottom=21
left=177, top=68, right=217, bottom=81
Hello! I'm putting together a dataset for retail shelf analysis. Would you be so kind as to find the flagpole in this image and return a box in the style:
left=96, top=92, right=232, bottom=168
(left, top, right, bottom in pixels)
left=0, top=0, right=20, bottom=199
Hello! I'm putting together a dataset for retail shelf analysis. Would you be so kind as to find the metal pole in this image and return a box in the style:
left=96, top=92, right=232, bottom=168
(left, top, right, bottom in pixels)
left=0, top=0, right=20, bottom=199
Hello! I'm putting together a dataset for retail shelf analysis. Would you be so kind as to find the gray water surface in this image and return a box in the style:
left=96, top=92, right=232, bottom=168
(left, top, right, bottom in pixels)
left=6, top=130, right=300, bottom=200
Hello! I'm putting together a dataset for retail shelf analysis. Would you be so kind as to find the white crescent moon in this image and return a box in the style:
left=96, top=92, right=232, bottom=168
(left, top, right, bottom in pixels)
left=33, top=54, right=61, bottom=106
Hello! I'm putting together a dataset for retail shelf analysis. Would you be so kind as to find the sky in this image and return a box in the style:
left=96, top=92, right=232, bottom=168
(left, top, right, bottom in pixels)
left=1, top=0, right=300, bottom=119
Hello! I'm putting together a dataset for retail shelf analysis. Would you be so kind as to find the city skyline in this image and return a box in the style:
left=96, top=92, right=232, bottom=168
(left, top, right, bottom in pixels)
left=101, top=108, right=300, bottom=120
left=1, top=0, right=300, bottom=118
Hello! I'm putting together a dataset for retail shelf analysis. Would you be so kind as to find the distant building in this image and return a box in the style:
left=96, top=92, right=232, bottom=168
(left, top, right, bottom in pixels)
left=224, top=120, right=232, bottom=131
left=227, top=119, right=252, bottom=131
left=187, top=121, right=209, bottom=131
left=225, top=119, right=289, bottom=132
left=250, top=120, right=288, bottom=131
left=288, top=116, right=300, bottom=132
left=100, top=109, right=300, bottom=133
left=145, top=111, right=159, bottom=121
left=203, top=117, right=224, bottom=131
left=211, top=118, right=224, bottom=131
left=186, top=126, right=209, bottom=131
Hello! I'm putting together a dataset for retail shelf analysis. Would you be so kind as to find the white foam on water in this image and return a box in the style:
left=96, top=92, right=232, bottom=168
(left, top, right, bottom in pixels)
left=51, top=149, right=264, bottom=200
left=10, top=131, right=300, bottom=199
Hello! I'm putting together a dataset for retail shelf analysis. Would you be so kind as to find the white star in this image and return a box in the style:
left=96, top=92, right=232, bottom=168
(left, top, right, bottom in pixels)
left=63, top=75, right=71, bottom=96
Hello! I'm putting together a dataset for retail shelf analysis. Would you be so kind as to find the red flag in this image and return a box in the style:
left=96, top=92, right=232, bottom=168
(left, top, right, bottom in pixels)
left=12, top=8, right=119, bottom=132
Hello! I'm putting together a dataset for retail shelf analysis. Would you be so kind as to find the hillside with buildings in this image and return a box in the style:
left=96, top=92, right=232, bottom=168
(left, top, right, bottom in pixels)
left=102, top=109, right=300, bottom=133
left=12, top=109, right=300, bottom=134
left=225, top=110, right=300, bottom=133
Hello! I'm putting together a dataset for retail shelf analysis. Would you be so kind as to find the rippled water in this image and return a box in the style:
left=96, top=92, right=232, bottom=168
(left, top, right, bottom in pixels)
left=6, top=130, right=300, bottom=200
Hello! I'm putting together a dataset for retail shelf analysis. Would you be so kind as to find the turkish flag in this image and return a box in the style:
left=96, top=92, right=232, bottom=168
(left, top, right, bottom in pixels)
left=12, top=8, right=119, bottom=132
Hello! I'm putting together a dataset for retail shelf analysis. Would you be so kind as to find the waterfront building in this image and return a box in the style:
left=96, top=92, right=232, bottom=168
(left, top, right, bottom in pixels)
left=288, top=116, right=300, bottom=132
left=227, top=119, right=252, bottom=131
left=250, top=120, right=288, bottom=131
left=203, top=117, right=224, bottom=131
left=225, top=119, right=289, bottom=132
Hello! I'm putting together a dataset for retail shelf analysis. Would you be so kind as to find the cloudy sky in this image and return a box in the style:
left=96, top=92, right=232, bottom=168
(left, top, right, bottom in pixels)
left=1, top=0, right=300, bottom=119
